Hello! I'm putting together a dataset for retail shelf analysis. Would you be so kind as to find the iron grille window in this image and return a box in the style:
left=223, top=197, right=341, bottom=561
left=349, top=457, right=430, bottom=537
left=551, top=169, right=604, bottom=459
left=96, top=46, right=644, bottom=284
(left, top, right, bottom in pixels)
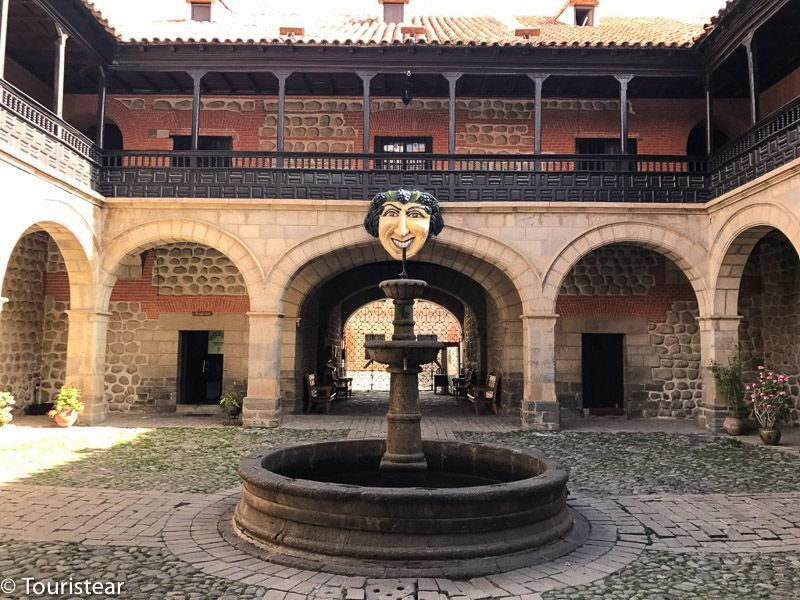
left=374, top=136, right=433, bottom=170
left=172, top=135, right=233, bottom=167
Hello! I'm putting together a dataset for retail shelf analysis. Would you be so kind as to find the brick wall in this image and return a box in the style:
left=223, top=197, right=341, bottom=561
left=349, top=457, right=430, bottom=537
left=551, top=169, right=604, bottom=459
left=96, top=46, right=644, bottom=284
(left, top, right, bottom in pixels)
left=66, top=93, right=713, bottom=156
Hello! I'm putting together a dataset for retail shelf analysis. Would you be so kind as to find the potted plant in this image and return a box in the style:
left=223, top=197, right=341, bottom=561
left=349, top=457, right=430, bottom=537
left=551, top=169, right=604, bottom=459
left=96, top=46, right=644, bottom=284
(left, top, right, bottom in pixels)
left=47, top=386, right=83, bottom=428
left=0, top=391, right=15, bottom=426
left=708, top=353, right=744, bottom=435
left=746, top=366, right=793, bottom=445
left=219, top=382, right=243, bottom=424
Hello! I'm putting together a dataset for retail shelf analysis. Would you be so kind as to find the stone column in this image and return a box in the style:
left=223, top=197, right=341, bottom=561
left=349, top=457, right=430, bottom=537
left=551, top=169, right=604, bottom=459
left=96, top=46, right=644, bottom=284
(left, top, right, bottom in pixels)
left=697, top=315, right=742, bottom=431
left=521, top=314, right=560, bottom=431
left=65, top=309, right=110, bottom=425
left=243, top=311, right=283, bottom=427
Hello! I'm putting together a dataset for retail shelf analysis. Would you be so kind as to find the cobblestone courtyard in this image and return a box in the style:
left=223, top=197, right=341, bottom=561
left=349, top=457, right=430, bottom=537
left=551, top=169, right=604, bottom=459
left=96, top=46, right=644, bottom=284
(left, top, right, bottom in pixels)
left=2, top=396, right=800, bottom=599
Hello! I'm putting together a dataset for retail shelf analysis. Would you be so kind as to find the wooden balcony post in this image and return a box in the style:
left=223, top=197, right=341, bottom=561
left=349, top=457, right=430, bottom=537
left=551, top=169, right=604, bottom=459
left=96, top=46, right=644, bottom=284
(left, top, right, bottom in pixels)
left=53, top=24, right=69, bottom=117
left=188, top=70, right=206, bottom=151
left=443, top=72, right=462, bottom=169
left=358, top=71, right=376, bottom=172
left=274, top=71, right=291, bottom=153
left=743, top=33, right=760, bottom=125
left=96, top=66, right=107, bottom=149
left=527, top=73, right=549, bottom=154
left=0, top=0, right=10, bottom=79
left=614, top=74, right=634, bottom=154
left=704, top=73, right=713, bottom=155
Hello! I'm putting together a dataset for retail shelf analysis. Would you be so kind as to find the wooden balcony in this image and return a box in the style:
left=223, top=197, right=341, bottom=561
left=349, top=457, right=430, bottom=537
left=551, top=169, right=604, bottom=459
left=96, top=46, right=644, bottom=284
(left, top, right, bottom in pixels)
left=1, top=79, right=799, bottom=204
left=99, top=152, right=709, bottom=203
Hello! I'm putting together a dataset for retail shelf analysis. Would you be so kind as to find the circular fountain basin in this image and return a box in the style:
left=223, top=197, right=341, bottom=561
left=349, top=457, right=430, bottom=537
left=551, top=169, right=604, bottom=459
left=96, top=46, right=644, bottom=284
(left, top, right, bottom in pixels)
left=234, top=439, right=574, bottom=576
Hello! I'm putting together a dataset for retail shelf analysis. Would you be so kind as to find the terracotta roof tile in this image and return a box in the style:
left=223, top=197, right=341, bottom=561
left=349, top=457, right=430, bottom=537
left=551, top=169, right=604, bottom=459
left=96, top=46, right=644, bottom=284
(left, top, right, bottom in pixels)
left=79, top=1, right=711, bottom=49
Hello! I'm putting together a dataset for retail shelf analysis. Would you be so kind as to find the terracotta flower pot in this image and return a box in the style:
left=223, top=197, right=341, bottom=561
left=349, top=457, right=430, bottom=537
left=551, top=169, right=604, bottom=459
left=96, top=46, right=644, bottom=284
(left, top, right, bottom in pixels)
left=723, top=415, right=743, bottom=436
left=54, top=410, right=78, bottom=428
left=758, top=428, right=781, bottom=445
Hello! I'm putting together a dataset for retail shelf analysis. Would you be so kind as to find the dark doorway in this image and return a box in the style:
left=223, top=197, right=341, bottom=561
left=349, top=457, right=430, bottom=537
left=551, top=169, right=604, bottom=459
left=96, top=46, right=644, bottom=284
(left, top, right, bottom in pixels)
left=581, top=333, right=624, bottom=414
left=178, top=330, right=224, bottom=405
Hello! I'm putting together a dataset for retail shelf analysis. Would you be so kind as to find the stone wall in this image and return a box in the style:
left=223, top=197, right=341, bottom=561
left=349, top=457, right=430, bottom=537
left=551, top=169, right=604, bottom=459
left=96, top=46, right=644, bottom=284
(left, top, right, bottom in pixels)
left=738, top=232, right=800, bottom=424
left=40, top=297, right=68, bottom=401
left=559, top=245, right=658, bottom=296
left=644, top=301, right=702, bottom=418
left=104, top=243, right=250, bottom=412
left=0, top=233, right=46, bottom=407
left=555, top=246, right=700, bottom=418
left=105, top=301, right=155, bottom=412
left=153, top=244, right=246, bottom=295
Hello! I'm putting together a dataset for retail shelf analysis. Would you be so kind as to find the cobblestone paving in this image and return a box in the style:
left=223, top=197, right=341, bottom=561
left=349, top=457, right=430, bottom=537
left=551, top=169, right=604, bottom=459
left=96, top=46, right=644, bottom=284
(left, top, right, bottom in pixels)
left=2, top=419, right=800, bottom=598
left=3, top=427, right=345, bottom=493
left=456, top=430, right=800, bottom=495
left=0, top=540, right=265, bottom=599
left=542, top=550, right=800, bottom=599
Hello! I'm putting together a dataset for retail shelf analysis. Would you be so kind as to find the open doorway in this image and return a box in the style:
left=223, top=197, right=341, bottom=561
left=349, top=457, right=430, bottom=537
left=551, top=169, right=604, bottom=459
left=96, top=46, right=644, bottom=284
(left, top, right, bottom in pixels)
left=178, top=330, right=224, bottom=405
left=581, top=333, right=624, bottom=415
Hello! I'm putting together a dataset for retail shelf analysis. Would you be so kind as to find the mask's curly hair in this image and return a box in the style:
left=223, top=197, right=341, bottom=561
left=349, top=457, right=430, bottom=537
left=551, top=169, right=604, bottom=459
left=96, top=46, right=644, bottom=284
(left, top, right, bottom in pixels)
left=363, top=189, right=444, bottom=238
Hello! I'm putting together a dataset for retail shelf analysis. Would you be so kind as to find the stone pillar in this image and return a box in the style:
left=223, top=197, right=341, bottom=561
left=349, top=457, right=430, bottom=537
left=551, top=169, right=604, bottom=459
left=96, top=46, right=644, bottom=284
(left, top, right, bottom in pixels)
left=697, top=315, right=742, bottom=432
left=521, top=314, right=560, bottom=431
left=65, top=310, right=110, bottom=425
left=243, top=311, right=283, bottom=427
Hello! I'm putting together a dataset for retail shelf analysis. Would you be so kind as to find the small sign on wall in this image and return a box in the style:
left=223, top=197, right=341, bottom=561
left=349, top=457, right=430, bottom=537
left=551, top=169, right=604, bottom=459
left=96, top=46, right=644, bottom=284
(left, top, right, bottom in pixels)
left=208, top=331, right=224, bottom=354
left=192, top=310, right=213, bottom=317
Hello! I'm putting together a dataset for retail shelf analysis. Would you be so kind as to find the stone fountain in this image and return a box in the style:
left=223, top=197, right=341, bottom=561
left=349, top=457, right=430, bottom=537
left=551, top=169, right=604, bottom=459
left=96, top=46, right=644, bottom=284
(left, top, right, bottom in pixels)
left=233, top=189, right=575, bottom=576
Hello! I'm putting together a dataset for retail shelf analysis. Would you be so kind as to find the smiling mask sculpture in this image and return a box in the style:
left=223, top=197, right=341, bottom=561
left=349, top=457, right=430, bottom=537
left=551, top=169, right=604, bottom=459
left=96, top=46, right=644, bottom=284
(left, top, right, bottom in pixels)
left=364, top=188, right=444, bottom=275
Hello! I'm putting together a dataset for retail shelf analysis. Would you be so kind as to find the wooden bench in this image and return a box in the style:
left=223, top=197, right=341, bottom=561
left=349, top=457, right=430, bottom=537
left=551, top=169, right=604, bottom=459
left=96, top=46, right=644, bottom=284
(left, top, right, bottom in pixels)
left=467, top=372, right=501, bottom=415
left=329, top=368, right=352, bottom=399
left=305, top=372, right=335, bottom=414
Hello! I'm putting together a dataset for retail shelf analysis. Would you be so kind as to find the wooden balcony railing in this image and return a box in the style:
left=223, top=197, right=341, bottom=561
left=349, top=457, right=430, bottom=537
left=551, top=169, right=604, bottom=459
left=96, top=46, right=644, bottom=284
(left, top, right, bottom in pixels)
left=99, top=151, right=709, bottom=202
left=1, top=78, right=800, bottom=203
left=709, top=95, right=800, bottom=198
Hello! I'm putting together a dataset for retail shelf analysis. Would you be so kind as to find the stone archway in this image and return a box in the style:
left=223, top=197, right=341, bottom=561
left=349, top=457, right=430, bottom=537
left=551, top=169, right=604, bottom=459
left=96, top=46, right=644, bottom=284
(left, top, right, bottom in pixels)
left=99, top=219, right=266, bottom=311
left=542, top=222, right=710, bottom=315
left=0, top=222, right=95, bottom=418
left=264, top=227, right=531, bottom=424
left=98, top=221, right=265, bottom=415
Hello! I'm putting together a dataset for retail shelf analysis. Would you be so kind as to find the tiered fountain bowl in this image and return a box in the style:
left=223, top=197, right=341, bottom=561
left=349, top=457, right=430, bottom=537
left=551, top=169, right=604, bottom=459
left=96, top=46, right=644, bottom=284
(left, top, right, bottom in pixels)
left=234, top=278, right=574, bottom=577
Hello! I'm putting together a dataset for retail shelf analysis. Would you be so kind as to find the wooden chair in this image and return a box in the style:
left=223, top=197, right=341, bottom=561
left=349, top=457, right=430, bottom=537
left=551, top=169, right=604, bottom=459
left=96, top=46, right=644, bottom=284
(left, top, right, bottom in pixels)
left=452, top=368, right=474, bottom=399
left=329, top=368, right=352, bottom=400
left=305, top=373, right=335, bottom=414
left=467, top=372, right=501, bottom=415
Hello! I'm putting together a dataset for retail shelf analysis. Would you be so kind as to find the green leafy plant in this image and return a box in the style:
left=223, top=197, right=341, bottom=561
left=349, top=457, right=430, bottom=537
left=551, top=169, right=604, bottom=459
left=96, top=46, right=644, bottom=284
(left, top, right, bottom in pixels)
left=219, top=383, right=244, bottom=409
left=0, top=391, right=15, bottom=426
left=747, top=366, right=793, bottom=430
left=47, top=386, right=84, bottom=418
left=708, top=353, right=744, bottom=416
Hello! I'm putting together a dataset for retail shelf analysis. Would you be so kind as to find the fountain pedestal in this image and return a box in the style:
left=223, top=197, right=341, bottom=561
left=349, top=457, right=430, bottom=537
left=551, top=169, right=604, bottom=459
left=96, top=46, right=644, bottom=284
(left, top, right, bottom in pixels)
left=364, top=278, right=442, bottom=472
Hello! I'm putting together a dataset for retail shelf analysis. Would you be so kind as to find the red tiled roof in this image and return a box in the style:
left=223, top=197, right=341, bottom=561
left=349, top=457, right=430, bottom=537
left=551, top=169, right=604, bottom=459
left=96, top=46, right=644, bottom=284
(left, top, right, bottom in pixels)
left=79, top=1, right=711, bottom=49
